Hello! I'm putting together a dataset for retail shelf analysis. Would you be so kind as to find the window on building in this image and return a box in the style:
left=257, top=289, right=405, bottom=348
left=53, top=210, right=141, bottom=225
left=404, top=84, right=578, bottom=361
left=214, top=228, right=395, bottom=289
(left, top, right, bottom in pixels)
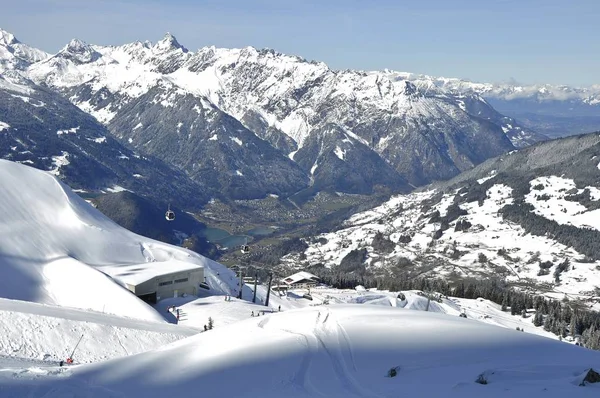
left=174, top=278, right=189, bottom=284
left=158, top=281, right=173, bottom=286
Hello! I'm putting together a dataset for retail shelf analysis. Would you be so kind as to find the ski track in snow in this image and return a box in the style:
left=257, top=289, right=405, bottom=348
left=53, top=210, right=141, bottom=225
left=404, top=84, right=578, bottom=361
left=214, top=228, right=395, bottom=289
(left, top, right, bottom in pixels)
left=312, top=309, right=385, bottom=398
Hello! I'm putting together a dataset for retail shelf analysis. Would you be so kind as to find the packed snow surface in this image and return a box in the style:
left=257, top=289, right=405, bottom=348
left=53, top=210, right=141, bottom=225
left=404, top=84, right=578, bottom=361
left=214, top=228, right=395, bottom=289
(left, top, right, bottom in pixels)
left=3, top=305, right=600, bottom=397
left=0, top=298, right=197, bottom=365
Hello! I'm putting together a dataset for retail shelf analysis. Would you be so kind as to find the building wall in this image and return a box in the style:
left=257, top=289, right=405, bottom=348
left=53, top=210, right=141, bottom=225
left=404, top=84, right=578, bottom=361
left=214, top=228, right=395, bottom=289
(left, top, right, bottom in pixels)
left=127, top=268, right=204, bottom=301
left=156, top=269, right=204, bottom=300
left=288, top=281, right=318, bottom=289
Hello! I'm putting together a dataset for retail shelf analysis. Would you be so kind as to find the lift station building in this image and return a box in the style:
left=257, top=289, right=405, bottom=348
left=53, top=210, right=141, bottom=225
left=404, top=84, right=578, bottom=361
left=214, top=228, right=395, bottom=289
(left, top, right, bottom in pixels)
left=100, top=261, right=205, bottom=303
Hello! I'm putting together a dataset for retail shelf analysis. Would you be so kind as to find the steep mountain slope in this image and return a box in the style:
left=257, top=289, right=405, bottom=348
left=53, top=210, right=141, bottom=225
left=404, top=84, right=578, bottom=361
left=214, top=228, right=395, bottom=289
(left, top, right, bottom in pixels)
left=293, top=132, right=600, bottom=303
left=6, top=305, right=600, bottom=397
left=0, top=72, right=213, bottom=209
left=106, top=83, right=310, bottom=199
left=0, top=28, right=49, bottom=72
left=26, top=36, right=310, bottom=199
left=13, top=30, right=544, bottom=195
left=293, top=124, right=408, bottom=194
left=0, top=159, right=237, bottom=318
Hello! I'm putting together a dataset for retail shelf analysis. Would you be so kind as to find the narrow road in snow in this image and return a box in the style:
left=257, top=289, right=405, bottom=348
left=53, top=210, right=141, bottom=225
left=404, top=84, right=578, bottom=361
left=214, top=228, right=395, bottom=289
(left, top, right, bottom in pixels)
left=0, top=298, right=200, bottom=336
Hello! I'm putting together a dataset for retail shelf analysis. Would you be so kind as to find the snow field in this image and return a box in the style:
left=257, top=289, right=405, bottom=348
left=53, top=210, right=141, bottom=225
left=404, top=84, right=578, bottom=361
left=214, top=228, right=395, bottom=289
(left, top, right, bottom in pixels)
left=4, top=305, right=600, bottom=397
left=0, top=298, right=197, bottom=365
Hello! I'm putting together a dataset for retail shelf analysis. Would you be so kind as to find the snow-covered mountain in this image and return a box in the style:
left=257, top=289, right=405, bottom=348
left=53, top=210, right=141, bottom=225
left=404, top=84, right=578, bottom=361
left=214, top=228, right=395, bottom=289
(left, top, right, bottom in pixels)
left=0, top=29, right=549, bottom=197
left=293, top=132, right=600, bottom=306
left=399, top=72, right=600, bottom=106
left=397, top=72, right=600, bottom=137
left=0, top=159, right=236, bottom=318
left=0, top=71, right=214, bottom=209
left=0, top=28, right=49, bottom=72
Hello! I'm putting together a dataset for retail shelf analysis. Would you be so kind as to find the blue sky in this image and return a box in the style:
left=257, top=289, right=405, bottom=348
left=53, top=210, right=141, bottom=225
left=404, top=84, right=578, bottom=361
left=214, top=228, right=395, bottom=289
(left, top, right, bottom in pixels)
left=2, top=0, right=598, bottom=85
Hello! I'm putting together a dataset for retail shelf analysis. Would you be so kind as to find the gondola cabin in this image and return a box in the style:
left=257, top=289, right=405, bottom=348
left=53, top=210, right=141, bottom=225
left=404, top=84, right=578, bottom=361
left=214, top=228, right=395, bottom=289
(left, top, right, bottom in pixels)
left=165, top=210, right=175, bottom=221
left=241, top=245, right=250, bottom=254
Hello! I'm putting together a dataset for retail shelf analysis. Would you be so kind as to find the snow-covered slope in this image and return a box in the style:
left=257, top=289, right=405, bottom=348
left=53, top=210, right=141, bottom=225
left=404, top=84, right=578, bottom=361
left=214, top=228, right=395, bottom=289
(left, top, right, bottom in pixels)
left=294, top=133, right=600, bottom=304
left=0, top=68, right=214, bottom=210
left=0, top=159, right=237, bottom=319
left=5, top=305, right=600, bottom=397
left=0, top=28, right=49, bottom=72
left=0, top=298, right=198, bottom=365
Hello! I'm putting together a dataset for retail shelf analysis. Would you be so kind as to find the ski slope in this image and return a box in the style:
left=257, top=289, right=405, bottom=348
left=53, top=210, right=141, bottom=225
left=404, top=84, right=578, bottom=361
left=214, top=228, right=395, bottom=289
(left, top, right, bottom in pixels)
left=3, top=305, right=600, bottom=397
left=154, top=284, right=563, bottom=344
left=0, top=160, right=238, bottom=320
left=0, top=298, right=197, bottom=365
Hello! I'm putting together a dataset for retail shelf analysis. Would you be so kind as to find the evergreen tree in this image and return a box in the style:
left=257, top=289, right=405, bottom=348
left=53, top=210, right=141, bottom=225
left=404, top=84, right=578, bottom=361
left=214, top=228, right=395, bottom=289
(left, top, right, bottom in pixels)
left=533, top=311, right=544, bottom=327
left=501, top=294, right=508, bottom=312
left=543, top=314, right=553, bottom=332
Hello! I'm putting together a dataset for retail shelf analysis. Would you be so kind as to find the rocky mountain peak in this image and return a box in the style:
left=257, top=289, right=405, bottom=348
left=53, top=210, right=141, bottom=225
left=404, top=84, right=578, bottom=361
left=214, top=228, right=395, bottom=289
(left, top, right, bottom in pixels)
left=57, top=38, right=100, bottom=64
left=154, top=32, right=188, bottom=53
left=0, top=28, right=18, bottom=46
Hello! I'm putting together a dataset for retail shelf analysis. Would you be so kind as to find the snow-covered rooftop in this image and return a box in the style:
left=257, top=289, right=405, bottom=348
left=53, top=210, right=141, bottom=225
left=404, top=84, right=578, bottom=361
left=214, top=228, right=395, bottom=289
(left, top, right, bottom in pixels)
left=282, top=271, right=320, bottom=285
left=98, top=260, right=203, bottom=286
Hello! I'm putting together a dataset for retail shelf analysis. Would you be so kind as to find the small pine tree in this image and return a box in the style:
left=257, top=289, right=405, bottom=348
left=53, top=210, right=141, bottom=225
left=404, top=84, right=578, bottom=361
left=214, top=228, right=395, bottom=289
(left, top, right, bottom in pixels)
left=543, top=315, right=553, bottom=332
left=208, top=317, right=214, bottom=330
left=533, top=311, right=544, bottom=327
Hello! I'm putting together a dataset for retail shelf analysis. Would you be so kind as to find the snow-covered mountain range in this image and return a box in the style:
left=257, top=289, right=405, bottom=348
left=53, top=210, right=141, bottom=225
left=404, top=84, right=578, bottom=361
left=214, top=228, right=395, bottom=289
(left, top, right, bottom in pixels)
left=384, top=71, right=600, bottom=137
left=292, top=132, right=600, bottom=307
left=0, top=29, right=48, bottom=72
left=400, top=71, right=600, bottom=106
left=1, top=28, right=551, bottom=200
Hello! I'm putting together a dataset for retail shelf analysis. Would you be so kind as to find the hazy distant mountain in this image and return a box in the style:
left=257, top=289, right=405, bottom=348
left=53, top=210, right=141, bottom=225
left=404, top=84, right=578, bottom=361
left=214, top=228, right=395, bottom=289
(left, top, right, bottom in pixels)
left=396, top=71, right=600, bottom=138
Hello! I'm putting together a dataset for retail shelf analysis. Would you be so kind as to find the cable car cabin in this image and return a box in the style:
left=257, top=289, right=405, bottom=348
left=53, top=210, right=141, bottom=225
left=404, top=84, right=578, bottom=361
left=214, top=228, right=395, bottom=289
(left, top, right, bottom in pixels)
left=165, top=210, right=175, bottom=221
left=198, top=281, right=210, bottom=290
left=241, top=245, right=250, bottom=254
